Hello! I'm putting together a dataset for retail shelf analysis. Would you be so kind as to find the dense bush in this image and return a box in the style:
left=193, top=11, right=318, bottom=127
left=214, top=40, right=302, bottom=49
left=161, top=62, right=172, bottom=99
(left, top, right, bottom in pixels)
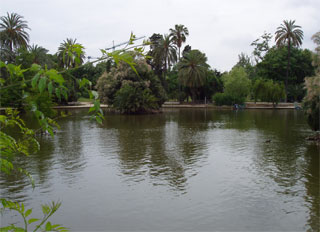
left=96, top=56, right=166, bottom=113
left=212, top=92, right=234, bottom=106
left=113, top=84, right=158, bottom=113
left=252, top=79, right=285, bottom=106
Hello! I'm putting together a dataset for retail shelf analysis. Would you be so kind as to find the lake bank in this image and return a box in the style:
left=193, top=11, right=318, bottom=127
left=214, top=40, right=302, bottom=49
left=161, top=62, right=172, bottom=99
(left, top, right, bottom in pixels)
left=51, top=101, right=300, bottom=110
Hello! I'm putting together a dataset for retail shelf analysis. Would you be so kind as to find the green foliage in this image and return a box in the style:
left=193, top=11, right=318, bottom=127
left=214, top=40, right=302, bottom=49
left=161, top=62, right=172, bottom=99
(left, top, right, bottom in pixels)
left=257, top=46, right=314, bottom=101
left=169, top=24, right=189, bottom=61
left=0, top=199, right=68, bottom=232
left=212, top=92, right=234, bottom=106
left=199, top=69, right=223, bottom=101
left=0, top=12, right=30, bottom=54
left=275, top=19, right=304, bottom=101
left=0, top=109, right=38, bottom=179
left=15, top=45, right=57, bottom=69
left=233, top=52, right=255, bottom=79
left=222, top=67, right=251, bottom=104
left=251, top=79, right=285, bottom=105
left=178, top=49, right=209, bottom=102
left=0, top=61, right=28, bottom=107
left=303, top=35, right=320, bottom=131
left=113, top=84, right=158, bottom=113
left=251, top=32, right=272, bottom=64
left=303, top=75, right=320, bottom=131
left=57, top=38, right=85, bottom=69
left=147, top=33, right=177, bottom=89
left=96, top=56, right=166, bottom=113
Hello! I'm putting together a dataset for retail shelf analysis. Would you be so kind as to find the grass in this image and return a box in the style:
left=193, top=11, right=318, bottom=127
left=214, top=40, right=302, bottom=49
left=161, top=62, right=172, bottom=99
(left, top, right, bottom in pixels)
left=77, top=97, right=93, bottom=103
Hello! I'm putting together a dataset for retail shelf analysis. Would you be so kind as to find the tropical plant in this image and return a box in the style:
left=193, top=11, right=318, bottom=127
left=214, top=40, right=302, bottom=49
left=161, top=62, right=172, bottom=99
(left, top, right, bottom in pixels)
left=148, top=34, right=177, bottom=89
left=178, top=49, right=209, bottom=102
left=155, top=34, right=177, bottom=72
left=0, top=12, right=30, bottom=52
left=275, top=20, right=304, bottom=101
left=96, top=56, right=166, bottom=113
left=29, top=44, right=49, bottom=65
left=169, top=24, right=189, bottom=61
left=57, top=38, right=85, bottom=69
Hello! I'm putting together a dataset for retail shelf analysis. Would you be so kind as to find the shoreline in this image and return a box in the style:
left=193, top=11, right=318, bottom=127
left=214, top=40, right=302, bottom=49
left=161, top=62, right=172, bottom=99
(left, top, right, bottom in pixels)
left=53, top=101, right=301, bottom=110
left=0, top=102, right=301, bottom=111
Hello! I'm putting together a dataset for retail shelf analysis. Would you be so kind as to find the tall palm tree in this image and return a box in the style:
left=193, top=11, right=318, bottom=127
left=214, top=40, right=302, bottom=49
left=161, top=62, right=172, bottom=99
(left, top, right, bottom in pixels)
left=152, top=34, right=177, bottom=89
left=0, top=12, right=30, bottom=52
left=178, top=49, right=209, bottom=102
left=29, top=44, right=49, bottom=65
left=275, top=20, right=303, bottom=101
left=154, top=34, right=177, bottom=72
left=169, top=24, right=189, bottom=61
left=57, top=38, right=85, bottom=69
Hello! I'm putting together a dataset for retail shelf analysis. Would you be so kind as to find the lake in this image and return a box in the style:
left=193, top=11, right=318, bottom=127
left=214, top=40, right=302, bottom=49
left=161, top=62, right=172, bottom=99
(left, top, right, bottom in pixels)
left=1, top=108, right=319, bottom=231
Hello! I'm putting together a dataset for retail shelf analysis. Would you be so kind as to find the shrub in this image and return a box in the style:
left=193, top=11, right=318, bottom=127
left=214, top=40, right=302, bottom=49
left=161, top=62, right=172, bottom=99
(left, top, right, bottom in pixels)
left=96, top=55, right=166, bottom=113
left=113, top=84, right=158, bottom=113
left=212, top=92, right=234, bottom=106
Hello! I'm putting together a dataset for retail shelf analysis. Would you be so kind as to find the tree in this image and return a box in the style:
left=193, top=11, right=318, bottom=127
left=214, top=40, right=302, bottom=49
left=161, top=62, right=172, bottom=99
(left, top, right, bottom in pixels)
left=252, top=79, right=285, bottom=106
left=169, top=24, right=189, bottom=61
left=234, top=52, right=255, bottom=79
left=151, top=34, right=177, bottom=88
left=222, top=67, right=251, bottom=104
left=57, top=38, right=85, bottom=69
left=257, top=46, right=314, bottom=102
left=28, top=44, right=49, bottom=65
left=0, top=12, right=30, bottom=52
left=251, top=32, right=272, bottom=64
left=96, top=55, right=166, bottom=113
left=275, top=20, right=304, bottom=101
left=155, top=34, right=177, bottom=72
left=303, top=32, right=320, bottom=132
left=178, top=49, right=209, bottom=102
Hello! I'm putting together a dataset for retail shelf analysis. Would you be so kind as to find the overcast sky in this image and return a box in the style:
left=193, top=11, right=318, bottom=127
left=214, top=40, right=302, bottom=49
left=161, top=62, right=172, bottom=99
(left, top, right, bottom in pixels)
left=1, top=0, right=319, bottom=71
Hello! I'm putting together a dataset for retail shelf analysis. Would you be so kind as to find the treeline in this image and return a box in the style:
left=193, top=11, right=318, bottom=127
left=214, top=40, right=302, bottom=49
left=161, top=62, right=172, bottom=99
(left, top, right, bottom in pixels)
left=0, top=13, right=319, bottom=127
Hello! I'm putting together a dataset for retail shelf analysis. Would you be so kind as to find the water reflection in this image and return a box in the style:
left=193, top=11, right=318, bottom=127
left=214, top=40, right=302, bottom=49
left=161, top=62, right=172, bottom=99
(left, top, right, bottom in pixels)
left=303, top=144, right=320, bottom=231
left=101, top=112, right=209, bottom=192
left=0, top=109, right=319, bottom=231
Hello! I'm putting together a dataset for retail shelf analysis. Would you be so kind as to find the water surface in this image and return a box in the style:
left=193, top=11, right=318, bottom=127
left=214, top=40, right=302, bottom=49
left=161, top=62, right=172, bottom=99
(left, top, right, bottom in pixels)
left=1, top=109, right=319, bottom=231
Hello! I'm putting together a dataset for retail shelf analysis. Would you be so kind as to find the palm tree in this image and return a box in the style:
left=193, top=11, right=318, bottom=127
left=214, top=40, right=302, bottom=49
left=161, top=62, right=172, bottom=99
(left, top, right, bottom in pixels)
left=152, top=34, right=177, bottom=88
left=178, top=49, right=209, bottom=102
left=0, top=12, right=30, bottom=52
left=57, top=38, right=85, bottom=69
left=275, top=20, right=303, bottom=101
left=29, top=44, right=49, bottom=65
left=169, top=24, right=189, bottom=61
left=154, top=34, right=177, bottom=72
